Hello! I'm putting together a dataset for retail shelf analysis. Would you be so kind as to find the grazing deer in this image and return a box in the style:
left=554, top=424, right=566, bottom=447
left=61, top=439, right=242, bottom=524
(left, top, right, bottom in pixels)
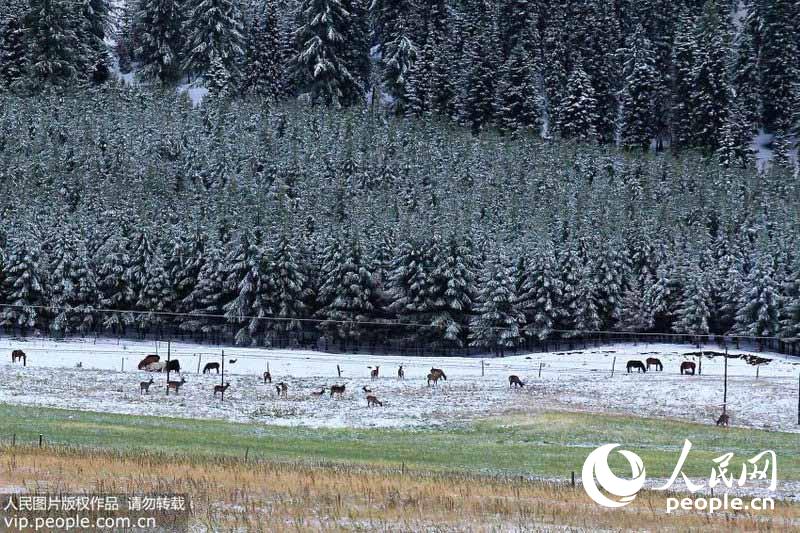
left=263, top=371, right=272, bottom=383
left=330, top=384, right=346, bottom=398
left=203, top=362, right=220, bottom=374
left=430, top=368, right=446, bottom=381
left=166, top=377, right=186, bottom=394
left=311, top=387, right=326, bottom=397
left=275, top=382, right=288, bottom=398
left=397, top=365, right=404, bottom=380
left=508, top=375, right=524, bottom=388
left=366, top=395, right=383, bottom=407
left=139, top=378, right=154, bottom=394
left=11, top=350, right=26, bottom=366
left=214, top=382, right=230, bottom=397
left=626, top=360, right=647, bottom=373
left=370, top=366, right=380, bottom=380
left=75, top=362, right=82, bottom=369
left=716, top=412, right=730, bottom=427
left=427, top=368, right=446, bottom=386
left=362, top=385, right=372, bottom=394
left=680, top=361, right=696, bottom=375
left=645, top=358, right=663, bottom=371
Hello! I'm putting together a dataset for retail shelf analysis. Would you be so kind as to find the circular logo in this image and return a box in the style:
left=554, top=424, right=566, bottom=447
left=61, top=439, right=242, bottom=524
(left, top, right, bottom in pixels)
left=582, top=444, right=646, bottom=508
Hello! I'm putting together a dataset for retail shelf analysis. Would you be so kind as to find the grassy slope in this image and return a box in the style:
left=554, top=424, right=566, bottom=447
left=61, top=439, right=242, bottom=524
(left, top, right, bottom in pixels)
left=3, top=403, right=798, bottom=481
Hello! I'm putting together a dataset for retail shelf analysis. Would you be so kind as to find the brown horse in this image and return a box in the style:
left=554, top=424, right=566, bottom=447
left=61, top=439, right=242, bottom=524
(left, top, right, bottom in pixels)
left=11, top=350, right=26, bottom=366
left=330, top=384, right=346, bottom=398
left=427, top=371, right=445, bottom=387
left=203, top=362, right=220, bottom=374
left=137, top=354, right=159, bottom=370
left=626, top=360, right=646, bottom=373
left=508, top=375, right=525, bottom=388
left=680, top=361, right=696, bottom=375
left=716, top=412, right=730, bottom=427
left=366, top=395, right=383, bottom=407
left=645, top=358, right=663, bottom=371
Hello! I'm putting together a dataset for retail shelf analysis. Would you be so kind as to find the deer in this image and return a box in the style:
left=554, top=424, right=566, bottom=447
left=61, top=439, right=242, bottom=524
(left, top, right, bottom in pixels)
left=362, top=385, right=372, bottom=394
left=166, top=377, right=186, bottom=394
left=397, top=365, right=404, bottom=380
left=508, top=375, right=525, bottom=388
left=263, top=371, right=272, bottom=384
left=716, top=412, right=730, bottom=427
left=275, top=382, right=288, bottom=398
left=311, top=387, right=326, bottom=397
left=330, top=384, right=346, bottom=398
left=427, top=368, right=446, bottom=387
left=11, top=350, right=26, bottom=366
left=75, top=362, right=82, bottom=369
left=366, top=395, right=383, bottom=407
left=370, top=366, right=380, bottom=380
left=214, top=382, right=230, bottom=397
left=139, top=378, right=154, bottom=395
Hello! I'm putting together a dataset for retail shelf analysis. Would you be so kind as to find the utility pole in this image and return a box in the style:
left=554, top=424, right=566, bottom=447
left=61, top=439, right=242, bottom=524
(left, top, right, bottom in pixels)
left=723, top=346, right=728, bottom=415
left=165, top=340, right=171, bottom=395
left=221, top=350, right=225, bottom=402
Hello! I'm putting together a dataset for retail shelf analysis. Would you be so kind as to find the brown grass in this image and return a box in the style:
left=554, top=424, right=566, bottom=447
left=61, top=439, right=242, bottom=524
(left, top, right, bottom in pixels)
left=0, top=445, right=797, bottom=531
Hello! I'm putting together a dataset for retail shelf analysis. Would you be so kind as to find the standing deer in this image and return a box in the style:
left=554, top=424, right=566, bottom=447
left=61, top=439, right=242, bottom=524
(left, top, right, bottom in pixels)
left=263, top=371, right=272, bottom=383
left=397, top=365, right=404, bottom=380
left=427, top=368, right=446, bottom=386
left=716, top=412, right=730, bottom=427
left=330, top=384, right=346, bottom=398
left=214, top=382, right=230, bottom=397
left=166, top=377, right=186, bottom=394
left=366, top=395, right=383, bottom=407
left=275, top=382, right=288, bottom=398
left=11, top=350, right=26, bottom=366
left=508, top=375, right=525, bottom=388
left=139, top=378, right=154, bottom=394
left=370, top=366, right=380, bottom=380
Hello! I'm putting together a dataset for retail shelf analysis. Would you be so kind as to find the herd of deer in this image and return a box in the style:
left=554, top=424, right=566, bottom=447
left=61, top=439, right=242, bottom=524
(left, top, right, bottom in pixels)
left=10, top=349, right=731, bottom=425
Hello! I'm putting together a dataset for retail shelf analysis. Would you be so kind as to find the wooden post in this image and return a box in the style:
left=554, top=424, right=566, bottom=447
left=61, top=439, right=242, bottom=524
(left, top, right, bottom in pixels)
left=12, top=434, right=15, bottom=447
left=610, top=356, right=616, bottom=378
left=571, top=471, right=575, bottom=487
left=337, top=365, right=342, bottom=378
left=722, top=348, right=728, bottom=415
left=698, top=354, right=703, bottom=376
left=220, top=350, right=225, bottom=402
left=756, top=365, right=759, bottom=379
left=538, top=362, right=543, bottom=378
left=481, top=360, right=484, bottom=377
left=165, top=340, right=172, bottom=395
left=121, top=357, right=124, bottom=372
left=196, top=354, right=202, bottom=374
left=797, top=374, right=799, bottom=426
left=38, top=434, right=43, bottom=448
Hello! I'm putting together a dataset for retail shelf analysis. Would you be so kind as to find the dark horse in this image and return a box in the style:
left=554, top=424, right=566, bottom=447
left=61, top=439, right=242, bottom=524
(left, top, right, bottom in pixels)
left=626, top=360, right=647, bottom=373
left=646, top=358, right=663, bottom=372
left=203, top=362, right=220, bottom=374
left=11, top=350, right=26, bottom=366
left=680, top=361, right=696, bottom=375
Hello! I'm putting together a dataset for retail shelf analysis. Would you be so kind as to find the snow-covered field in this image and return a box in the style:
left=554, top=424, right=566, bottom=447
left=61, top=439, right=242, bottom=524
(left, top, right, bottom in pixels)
left=0, top=337, right=798, bottom=432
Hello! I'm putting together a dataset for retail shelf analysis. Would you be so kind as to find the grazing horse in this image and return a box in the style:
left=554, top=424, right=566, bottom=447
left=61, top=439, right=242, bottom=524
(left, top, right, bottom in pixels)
left=11, top=350, right=26, bottom=366
left=139, top=378, right=154, bottom=394
left=680, top=361, right=696, bottom=375
left=203, top=362, right=220, bottom=374
left=716, top=412, right=730, bottom=427
left=397, top=365, right=404, bottom=380
left=508, top=375, right=525, bottom=388
left=330, top=384, right=346, bottom=398
left=137, top=354, right=159, bottom=370
left=275, top=382, right=288, bottom=398
left=166, top=377, right=186, bottom=394
left=366, top=395, right=383, bottom=407
left=646, top=358, right=663, bottom=372
left=214, top=382, right=230, bottom=397
left=427, top=372, right=445, bottom=387
left=370, top=366, right=380, bottom=380
left=165, top=359, right=181, bottom=373
left=263, top=371, right=272, bottom=384
left=626, top=360, right=647, bottom=373
left=146, top=361, right=167, bottom=372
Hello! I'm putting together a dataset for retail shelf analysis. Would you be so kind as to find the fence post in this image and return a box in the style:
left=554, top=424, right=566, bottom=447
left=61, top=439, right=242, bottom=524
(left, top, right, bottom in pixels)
left=481, top=360, right=484, bottom=377
left=538, top=362, right=543, bottom=378
left=221, top=350, right=225, bottom=402
left=610, top=356, right=616, bottom=378
left=121, top=357, right=124, bottom=372
left=196, top=354, right=202, bottom=374
left=38, top=434, right=43, bottom=448
left=571, top=471, right=575, bottom=487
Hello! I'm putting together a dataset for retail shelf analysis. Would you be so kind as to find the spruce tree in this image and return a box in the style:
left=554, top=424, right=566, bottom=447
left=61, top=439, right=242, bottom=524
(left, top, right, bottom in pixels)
left=182, top=0, right=245, bottom=82
left=1, top=241, right=46, bottom=333
left=25, top=0, right=86, bottom=85
left=242, top=0, right=283, bottom=98
left=620, top=24, right=658, bottom=150
left=469, top=256, right=523, bottom=356
left=556, top=60, right=598, bottom=142
left=135, top=0, right=184, bottom=83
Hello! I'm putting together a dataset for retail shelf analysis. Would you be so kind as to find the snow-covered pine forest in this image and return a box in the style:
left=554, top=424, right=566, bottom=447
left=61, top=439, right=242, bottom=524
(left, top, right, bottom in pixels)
left=0, top=93, right=797, bottom=354
left=0, top=0, right=798, bottom=355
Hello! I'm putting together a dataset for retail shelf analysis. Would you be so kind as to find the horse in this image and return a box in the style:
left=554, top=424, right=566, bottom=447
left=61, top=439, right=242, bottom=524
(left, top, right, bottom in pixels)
left=397, top=365, right=404, bottom=380
left=11, top=350, right=26, bottom=366
left=646, top=358, right=663, bottom=372
left=366, top=395, right=383, bottom=407
left=275, top=382, right=288, bottom=398
left=370, top=366, right=380, bottom=380
left=716, top=412, right=730, bottom=427
left=139, top=378, right=154, bottom=394
left=145, top=361, right=167, bottom=372
left=214, top=382, right=230, bottom=397
left=427, top=372, right=445, bottom=387
left=330, top=384, right=346, bottom=398
left=166, top=377, right=186, bottom=394
left=680, top=361, right=696, bottom=375
left=626, top=360, right=647, bottom=373
left=137, top=354, right=159, bottom=370
left=430, top=368, right=447, bottom=381
left=508, top=375, right=525, bottom=388
left=165, top=359, right=180, bottom=373
left=263, top=371, right=272, bottom=384
left=203, top=362, right=220, bottom=374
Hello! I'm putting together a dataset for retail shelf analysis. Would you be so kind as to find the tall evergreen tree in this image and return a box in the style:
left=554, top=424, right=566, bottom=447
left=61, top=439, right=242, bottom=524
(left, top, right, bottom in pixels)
left=620, top=25, right=658, bottom=150
left=135, top=0, right=184, bottom=83
left=469, top=256, right=523, bottom=356
left=181, top=0, right=245, bottom=82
